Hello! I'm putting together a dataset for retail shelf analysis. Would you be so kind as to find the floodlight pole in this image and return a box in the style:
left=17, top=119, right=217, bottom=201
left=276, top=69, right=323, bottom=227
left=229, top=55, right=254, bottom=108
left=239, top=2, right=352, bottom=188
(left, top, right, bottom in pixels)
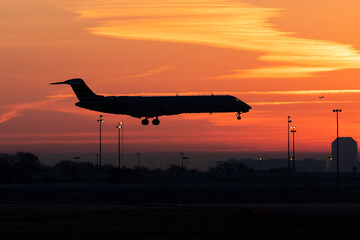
left=180, top=152, right=184, bottom=170
left=257, top=157, right=262, bottom=171
left=136, top=153, right=141, bottom=168
left=97, top=115, right=104, bottom=177
left=333, top=109, right=342, bottom=192
left=291, top=126, right=296, bottom=172
left=116, top=121, right=123, bottom=169
left=288, top=116, right=292, bottom=175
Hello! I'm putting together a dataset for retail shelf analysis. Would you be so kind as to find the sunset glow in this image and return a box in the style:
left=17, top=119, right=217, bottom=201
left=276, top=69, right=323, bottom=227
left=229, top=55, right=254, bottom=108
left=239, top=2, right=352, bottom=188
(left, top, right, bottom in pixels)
left=2, top=0, right=360, bottom=167
left=55, top=0, right=360, bottom=77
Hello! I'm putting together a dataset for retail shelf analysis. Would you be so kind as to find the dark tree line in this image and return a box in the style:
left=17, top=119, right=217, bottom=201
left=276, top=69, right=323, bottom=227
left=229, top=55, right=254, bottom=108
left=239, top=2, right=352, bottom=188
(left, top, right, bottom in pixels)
left=0, top=152, right=43, bottom=183
left=0, top=152, right=260, bottom=183
left=208, top=161, right=249, bottom=173
left=0, top=152, right=98, bottom=183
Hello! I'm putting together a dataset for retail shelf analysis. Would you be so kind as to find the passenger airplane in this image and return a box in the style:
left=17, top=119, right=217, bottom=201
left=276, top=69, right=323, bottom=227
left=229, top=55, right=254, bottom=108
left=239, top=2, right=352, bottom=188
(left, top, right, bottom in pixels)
left=51, top=78, right=251, bottom=125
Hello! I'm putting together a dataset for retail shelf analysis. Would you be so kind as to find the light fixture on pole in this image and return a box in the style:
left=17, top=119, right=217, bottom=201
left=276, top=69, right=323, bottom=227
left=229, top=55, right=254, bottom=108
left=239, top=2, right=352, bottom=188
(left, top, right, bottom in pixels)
left=95, top=154, right=99, bottom=166
left=97, top=115, right=104, bottom=176
left=257, top=157, right=262, bottom=171
left=179, top=152, right=189, bottom=170
left=136, top=152, right=141, bottom=168
left=290, top=126, right=296, bottom=172
left=328, top=157, right=333, bottom=172
left=116, top=121, right=123, bottom=169
left=333, top=109, right=342, bottom=191
left=74, top=156, right=80, bottom=163
left=180, top=152, right=184, bottom=169
left=288, top=116, right=292, bottom=175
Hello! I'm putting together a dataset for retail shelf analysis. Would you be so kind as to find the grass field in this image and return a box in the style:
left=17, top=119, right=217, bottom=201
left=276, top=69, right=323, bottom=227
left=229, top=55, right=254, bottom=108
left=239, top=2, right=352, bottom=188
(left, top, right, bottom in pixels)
left=0, top=204, right=359, bottom=240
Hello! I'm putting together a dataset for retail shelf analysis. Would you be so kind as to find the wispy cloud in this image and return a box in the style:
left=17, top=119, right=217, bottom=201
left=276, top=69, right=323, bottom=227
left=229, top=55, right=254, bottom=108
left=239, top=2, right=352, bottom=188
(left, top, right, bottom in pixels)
left=0, top=99, right=57, bottom=124
left=245, top=89, right=360, bottom=95
left=215, top=66, right=334, bottom=79
left=250, top=100, right=353, bottom=106
left=125, top=65, right=174, bottom=78
left=0, top=96, right=91, bottom=124
left=53, top=0, right=360, bottom=78
left=102, top=89, right=360, bottom=96
left=0, top=109, right=22, bottom=124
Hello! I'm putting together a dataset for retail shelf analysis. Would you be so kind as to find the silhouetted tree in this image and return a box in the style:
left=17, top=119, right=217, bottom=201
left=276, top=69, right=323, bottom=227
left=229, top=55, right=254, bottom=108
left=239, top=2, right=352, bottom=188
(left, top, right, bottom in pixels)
left=0, top=153, right=16, bottom=183
left=14, top=152, right=42, bottom=173
left=55, top=160, right=79, bottom=181
left=208, top=162, right=249, bottom=173
left=0, top=153, right=14, bottom=168
left=0, top=152, right=44, bottom=183
left=166, top=164, right=183, bottom=173
left=151, top=168, right=166, bottom=174
left=106, top=167, right=142, bottom=183
left=267, top=167, right=288, bottom=173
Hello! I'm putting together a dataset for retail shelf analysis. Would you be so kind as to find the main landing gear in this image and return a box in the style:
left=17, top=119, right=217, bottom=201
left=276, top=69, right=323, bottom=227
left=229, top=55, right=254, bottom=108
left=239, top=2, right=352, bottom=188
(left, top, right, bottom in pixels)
left=141, top=117, right=160, bottom=126
left=236, top=112, right=242, bottom=120
left=152, top=117, right=160, bottom=126
left=141, top=118, right=149, bottom=125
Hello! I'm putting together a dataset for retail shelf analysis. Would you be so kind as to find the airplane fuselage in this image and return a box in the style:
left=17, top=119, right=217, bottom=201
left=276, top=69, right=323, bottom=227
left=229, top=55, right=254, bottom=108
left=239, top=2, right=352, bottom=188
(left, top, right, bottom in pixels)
left=76, top=95, right=251, bottom=118
left=51, top=78, right=251, bottom=125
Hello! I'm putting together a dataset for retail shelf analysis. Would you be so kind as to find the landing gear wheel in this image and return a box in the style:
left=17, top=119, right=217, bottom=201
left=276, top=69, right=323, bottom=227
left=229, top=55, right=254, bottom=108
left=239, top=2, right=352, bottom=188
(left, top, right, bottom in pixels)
left=236, top=112, right=241, bottom=120
left=152, top=118, right=160, bottom=125
left=141, top=118, right=149, bottom=125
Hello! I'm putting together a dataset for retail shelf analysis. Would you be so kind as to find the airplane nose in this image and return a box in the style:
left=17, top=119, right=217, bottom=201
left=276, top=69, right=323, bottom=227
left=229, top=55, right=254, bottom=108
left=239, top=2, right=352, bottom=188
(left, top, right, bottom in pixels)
left=241, top=102, right=251, bottom=112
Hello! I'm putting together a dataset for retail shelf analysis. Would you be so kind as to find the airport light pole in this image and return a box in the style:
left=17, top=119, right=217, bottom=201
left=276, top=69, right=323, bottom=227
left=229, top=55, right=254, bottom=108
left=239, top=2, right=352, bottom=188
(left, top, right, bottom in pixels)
left=180, top=152, right=184, bottom=170
left=121, top=121, right=125, bottom=167
left=97, top=115, right=104, bottom=176
left=95, top=154, right=99, bottom=166
left=180, top=152, right=189, bottom=170
left=257, top=157, right=262, bottom=171
left=288, top=116, right=292, bottom=175
left=74, top=156, right=80, bottom=163
left=333, top=109, right=342, bottom=191
left=116, top=121, right=123, bottom=169
left=136, top=152, right=141, bottom=168
left=183, top=156, right=189, bottom=169
left=291, top=126, right=296, bottom=172
left=328, top=157, right=333, bottom=172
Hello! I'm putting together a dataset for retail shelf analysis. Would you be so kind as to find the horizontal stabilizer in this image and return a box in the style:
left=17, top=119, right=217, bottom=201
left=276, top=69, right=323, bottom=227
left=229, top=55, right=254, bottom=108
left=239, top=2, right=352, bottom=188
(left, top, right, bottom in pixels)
left=50, top=81, right=68, bottom=85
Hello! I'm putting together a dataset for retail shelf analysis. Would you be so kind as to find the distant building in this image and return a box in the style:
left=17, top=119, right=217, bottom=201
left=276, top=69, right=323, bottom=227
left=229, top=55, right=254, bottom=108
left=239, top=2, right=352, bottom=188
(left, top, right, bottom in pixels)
left=331, top=137, right=358, bottom=172
left=215, top=161, right=226, bottom=167
left=228, top=159, right=238, bottom=164
left=241, top=158, right=287, bottom=170
left=216, top=158, right=327, bottom=172
left=216, top=159, right=239, bottom=167
left=296, top=158, right=326, bottom=172
left=241, top=158, right=326, bottom=172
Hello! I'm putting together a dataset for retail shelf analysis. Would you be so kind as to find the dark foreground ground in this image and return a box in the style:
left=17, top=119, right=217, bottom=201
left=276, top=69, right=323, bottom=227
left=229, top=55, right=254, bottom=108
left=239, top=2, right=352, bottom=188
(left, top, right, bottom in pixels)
left=0, top=203, right=359, bottom=240
left=1, top=173, right=360, bottom=240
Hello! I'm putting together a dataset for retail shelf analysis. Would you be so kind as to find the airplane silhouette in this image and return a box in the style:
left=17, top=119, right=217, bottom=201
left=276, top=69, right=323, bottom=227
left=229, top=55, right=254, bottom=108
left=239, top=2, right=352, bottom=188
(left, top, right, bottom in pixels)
left=51, top=78, right=251, bottom=125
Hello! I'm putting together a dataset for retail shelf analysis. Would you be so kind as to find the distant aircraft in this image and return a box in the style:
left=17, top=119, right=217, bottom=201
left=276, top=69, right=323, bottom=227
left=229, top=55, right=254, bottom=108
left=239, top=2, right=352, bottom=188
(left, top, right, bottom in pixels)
left=319, top=96, right=324, bottom=99
left=51, top=78, right=251, bottom=125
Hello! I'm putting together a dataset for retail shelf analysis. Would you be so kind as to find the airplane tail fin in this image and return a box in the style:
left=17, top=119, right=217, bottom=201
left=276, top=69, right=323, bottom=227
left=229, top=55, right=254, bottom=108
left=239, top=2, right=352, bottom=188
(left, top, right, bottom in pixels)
left=51, top=78, right=103, bottom=102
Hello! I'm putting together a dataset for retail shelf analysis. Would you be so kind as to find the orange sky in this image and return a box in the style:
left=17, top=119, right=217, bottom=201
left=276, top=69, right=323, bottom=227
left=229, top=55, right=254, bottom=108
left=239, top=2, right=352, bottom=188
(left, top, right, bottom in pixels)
left=1, top=0, right=360, bottom=167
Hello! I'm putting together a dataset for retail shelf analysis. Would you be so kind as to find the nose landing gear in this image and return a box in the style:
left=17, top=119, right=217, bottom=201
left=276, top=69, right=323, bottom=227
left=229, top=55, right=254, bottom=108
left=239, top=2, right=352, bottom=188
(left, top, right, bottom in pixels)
left=236, top=112, right=241, bottom=120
